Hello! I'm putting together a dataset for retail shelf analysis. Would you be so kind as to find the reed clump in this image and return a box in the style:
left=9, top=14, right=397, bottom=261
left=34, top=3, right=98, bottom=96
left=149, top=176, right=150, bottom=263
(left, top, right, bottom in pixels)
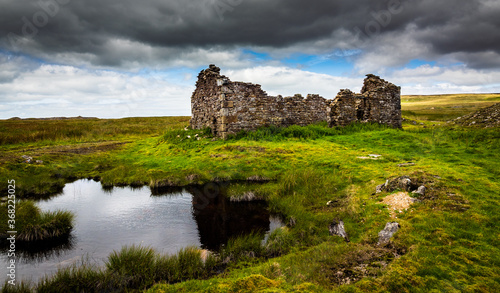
left=0, top=201, right=74, bottom=242
left=10, top=245, right=221, bottom=293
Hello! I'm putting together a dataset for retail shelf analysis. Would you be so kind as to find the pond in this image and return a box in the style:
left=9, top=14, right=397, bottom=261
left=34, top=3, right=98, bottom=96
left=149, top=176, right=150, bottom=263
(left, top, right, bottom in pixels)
left=0, top=179, right=282, bottom=283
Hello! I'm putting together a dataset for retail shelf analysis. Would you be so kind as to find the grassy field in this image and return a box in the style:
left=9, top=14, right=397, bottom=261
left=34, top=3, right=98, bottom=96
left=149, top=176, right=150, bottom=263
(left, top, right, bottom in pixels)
left=401, top=93, right=500, bottom=121
left=0, top=95, right=499, bottom=292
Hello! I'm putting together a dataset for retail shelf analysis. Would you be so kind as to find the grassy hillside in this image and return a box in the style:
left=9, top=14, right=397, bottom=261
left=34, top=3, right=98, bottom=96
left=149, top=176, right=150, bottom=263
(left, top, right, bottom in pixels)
left=0, top=96, right=499, bottom=292
left=401, top=93, right=500, bottom=121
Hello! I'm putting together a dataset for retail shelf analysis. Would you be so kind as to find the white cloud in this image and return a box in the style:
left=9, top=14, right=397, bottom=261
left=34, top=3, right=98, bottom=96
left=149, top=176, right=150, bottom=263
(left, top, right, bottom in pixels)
left=36, top=40, right=256, bottom=71
left=2, top=54, right=500, bottom=120
left=389, top=65, right=500, bottom=94
left=227, top=64, right=500, bottom=97
left=0, top=56, right=194, bottom=119
left=353, top=25, right=435, bottom=75
left=225, top=66, right=363, bottom=99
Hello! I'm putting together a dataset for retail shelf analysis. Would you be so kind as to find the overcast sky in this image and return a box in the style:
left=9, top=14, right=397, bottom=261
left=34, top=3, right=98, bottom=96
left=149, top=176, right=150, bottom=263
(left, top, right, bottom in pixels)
left=1, top=0, right=500, bottom=118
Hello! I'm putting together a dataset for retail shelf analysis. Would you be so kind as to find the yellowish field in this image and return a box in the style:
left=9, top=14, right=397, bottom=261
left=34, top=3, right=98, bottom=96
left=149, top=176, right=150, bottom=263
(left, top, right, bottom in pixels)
left=401, top=93, right=500, bottom=121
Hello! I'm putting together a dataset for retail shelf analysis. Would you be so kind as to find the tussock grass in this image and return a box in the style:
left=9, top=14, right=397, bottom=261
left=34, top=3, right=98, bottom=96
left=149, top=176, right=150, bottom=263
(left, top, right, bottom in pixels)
left=37, top=262, right=115, bottom=293
left=106, top=245, right=157, bottom=289
left=160, top=246, right=218, bottom=282
left=0, top=281, right=33, bottom=293
left=222, top=232, right=266, bottom=263
left=19, top=210, right=74, bottom=242
left=10, top=245, right=221, bottom=292
left=264, top=228, right=296, bottom=257
left=0, top=201, right=74, bottom=242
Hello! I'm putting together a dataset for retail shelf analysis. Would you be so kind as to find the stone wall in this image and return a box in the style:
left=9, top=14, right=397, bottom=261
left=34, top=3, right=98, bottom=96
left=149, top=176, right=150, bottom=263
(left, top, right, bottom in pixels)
left=327, top=74, right=402, bottom=128
left=190, top=65, right=401, bottom=137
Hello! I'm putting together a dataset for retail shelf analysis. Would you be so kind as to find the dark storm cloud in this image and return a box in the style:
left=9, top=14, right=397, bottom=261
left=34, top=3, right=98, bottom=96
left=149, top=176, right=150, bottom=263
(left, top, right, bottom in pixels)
left=1, top=0, right=499, bottom=69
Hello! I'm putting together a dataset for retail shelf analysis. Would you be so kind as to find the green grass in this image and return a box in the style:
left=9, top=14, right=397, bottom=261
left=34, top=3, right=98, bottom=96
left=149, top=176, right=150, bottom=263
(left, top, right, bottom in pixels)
left=0, top=281, right=33, bottom=293
left=401, top=93, right=500, bottom=121
left=0, top=117, right=190, bottom=197
left=106, top=245, right=158, bottom=289
left=0, top=201, right=74, bottom=242
left=0, top=116, right=188, bottom=145
left=0, top=98, right=499, bottom=292
left=3, top=245, right=221, bottom=292
left=221, top=232, right=266, bottom=263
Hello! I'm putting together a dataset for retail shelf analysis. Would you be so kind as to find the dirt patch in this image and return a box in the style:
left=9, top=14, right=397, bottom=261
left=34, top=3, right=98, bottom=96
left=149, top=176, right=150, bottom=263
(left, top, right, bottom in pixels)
left=381, top=192, right=420, bottom=218
left=16, top=142, right=127, bottom=156
left=53, top=142, right=129, bottom=154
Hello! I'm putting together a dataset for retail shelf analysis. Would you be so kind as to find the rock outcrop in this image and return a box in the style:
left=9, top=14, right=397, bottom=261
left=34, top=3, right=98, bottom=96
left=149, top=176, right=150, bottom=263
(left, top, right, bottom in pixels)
left=452, top=102, right=500, bottom=127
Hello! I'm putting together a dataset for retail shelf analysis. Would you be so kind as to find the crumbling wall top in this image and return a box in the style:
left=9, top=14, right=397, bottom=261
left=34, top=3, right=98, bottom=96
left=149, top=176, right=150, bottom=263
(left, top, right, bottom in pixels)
left=361, top=74, right=400, bottom=94
left=206, top=64, right=221, bottom=75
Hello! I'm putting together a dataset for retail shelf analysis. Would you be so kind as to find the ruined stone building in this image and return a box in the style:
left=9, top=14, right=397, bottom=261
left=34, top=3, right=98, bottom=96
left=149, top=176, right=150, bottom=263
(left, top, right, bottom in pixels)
left=190, top=65, right=402, bottom=138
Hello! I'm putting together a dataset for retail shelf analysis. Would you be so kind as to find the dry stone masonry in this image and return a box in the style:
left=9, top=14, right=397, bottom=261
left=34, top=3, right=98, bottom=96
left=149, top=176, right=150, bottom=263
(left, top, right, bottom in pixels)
left=191, top=65, right=402, bottom=138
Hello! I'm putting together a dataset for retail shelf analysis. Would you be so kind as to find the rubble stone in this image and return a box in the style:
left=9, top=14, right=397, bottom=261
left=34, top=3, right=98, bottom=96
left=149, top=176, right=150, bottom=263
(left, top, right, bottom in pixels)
left=329, top=219, right=350, bottom=242
left=377, top=222, right=400, bottom=246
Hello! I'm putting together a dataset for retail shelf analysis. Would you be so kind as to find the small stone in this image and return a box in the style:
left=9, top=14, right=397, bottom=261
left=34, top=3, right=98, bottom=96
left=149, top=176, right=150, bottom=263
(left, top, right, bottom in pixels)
left=397, top=162, right=415, bottom=167
left=412, top=185, right=426, bottom=196
left=329, top=219, right=349, bottom=242
left=377, top=222, right=400, bottom=246
left=376, top=180, right=388, bottom=193
left=326, top=200, right=340, bottom=206
left=401, top=178, right=412, bottom=190
left=21, top=155, right=33, bottom=164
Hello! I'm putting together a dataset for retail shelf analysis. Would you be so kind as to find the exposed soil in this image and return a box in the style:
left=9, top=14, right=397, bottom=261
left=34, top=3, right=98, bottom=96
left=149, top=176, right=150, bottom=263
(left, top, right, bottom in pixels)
left=382, top=192, right=420, bottom=218
left=51, top=142, right=129, bottom=154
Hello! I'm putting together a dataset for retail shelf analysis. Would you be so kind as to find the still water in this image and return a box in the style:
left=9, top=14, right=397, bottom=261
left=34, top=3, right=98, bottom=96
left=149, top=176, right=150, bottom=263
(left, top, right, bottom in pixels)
left=0, top=179, right=281, bottom=283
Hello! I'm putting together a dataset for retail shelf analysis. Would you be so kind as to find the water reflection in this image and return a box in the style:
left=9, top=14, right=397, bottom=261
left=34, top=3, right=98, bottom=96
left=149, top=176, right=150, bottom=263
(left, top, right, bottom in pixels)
left=0, top=180, right=281, bottom=283
left=192, top=189, right=270, bottom=250
left=153, top=183, right=272, bottom=251
left=0, top=235, right=75, bottom=264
